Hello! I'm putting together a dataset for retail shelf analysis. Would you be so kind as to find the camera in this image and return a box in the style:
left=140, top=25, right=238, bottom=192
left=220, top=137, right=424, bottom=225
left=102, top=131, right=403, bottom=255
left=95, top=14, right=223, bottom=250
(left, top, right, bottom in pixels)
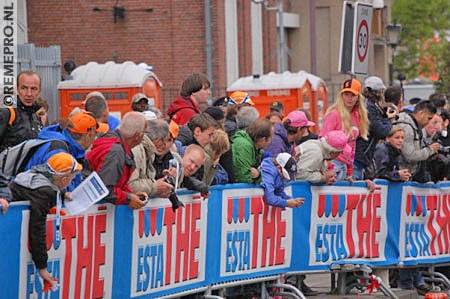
left=439, top=144, right=450, bottom=155
left=382, top=106, right=396, bottom=115
left=139, top=195, right=149, bottom=204
left=165, top=176, right=185, bottom=211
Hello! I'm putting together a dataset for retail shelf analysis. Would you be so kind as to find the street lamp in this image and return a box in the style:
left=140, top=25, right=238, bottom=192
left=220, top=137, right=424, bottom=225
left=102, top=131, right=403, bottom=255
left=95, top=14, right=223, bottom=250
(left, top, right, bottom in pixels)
left=386, top=22, right=403, bottom=85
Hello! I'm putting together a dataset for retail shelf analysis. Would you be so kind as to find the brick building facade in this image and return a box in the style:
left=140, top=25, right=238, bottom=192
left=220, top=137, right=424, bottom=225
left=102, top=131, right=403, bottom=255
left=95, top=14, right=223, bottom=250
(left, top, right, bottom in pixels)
left=26, top=0, right=391, bottom=111
left=26, top=0, right=280, bottom=108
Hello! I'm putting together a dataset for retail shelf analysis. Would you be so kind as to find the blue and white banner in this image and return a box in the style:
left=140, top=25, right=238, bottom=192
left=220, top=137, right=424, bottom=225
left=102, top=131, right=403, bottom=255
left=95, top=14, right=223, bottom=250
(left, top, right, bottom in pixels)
left=3, top=180, right=450, bottom=298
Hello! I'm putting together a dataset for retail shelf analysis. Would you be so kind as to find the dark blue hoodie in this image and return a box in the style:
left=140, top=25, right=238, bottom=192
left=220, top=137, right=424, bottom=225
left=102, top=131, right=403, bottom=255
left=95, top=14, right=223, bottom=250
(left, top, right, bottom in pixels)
left=265, top=123, right=291, bottom=158
left=25, top=124, right=86, bottom=191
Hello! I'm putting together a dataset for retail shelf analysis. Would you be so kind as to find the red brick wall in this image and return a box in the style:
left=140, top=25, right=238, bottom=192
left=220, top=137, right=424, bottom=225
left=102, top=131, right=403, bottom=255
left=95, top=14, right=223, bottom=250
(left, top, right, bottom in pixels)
left=27, top=0, right=278, bottom=106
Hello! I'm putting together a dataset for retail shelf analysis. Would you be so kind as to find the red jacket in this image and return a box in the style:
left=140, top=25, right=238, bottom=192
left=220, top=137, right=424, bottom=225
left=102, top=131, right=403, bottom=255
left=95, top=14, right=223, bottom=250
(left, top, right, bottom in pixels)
left=87, top=130, right=135, bottom=205
left=167, top=96, right=200, bottom=125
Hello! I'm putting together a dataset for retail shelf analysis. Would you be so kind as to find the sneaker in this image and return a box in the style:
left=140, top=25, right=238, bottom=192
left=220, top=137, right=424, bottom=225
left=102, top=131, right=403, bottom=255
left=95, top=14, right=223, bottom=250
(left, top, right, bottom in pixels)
left=416, top=283, right=432, bottom=296
left=301, top=284, right=319, bottom=296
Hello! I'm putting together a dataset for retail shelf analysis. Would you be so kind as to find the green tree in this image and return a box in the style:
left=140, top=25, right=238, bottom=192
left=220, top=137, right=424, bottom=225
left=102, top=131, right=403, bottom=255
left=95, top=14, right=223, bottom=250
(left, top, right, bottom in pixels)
left=435, top=39, right=450, bottom=95
left=391, top=0, right=450, bottom=82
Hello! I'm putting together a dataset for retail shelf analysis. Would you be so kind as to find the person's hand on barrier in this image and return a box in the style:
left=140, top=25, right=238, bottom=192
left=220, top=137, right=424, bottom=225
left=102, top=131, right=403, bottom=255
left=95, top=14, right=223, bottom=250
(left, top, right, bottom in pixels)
left=250, top=167, right=260, bottom=179
left=39, top=268, right=54, bottom=285
left=398, top=169, right=412, bottom=182
left=325, top=170, right=336, bottom=185
left=156, top=178, right=174, bottom=198
left=0, top=198, right=9, bottom=214
left=345, top=176, right=354, bottom=183
left=287, top=198, right=304, bottom=208
left=128, top=192, right=148, bottom=209
left=365, top=179, right=381, bottom=193
left=429, top=143, right=440, bottom=154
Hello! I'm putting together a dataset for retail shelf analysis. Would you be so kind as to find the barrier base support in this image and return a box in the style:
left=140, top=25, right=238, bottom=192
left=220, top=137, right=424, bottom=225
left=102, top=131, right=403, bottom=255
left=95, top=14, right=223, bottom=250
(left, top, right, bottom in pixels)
left=267, top=276, right=306, bottom=299
left=422, top=269, right=450, bottom=291
left=332, top=264, right=399, bottom=299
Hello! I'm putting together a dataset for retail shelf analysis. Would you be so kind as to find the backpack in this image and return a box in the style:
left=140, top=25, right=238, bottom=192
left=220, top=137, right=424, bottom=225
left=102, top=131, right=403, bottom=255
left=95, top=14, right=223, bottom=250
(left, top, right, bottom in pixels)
left=0, top=139, right=58, bottom=177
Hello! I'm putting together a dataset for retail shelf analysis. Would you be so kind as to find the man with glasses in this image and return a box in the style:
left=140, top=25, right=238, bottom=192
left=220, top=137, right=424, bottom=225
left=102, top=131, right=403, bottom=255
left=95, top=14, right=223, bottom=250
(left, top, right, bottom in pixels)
left=0, top=71, right=43, bottom=151
left=129, top=119, right=175, bottom=198
left=88, top=111, right=149, bottom=209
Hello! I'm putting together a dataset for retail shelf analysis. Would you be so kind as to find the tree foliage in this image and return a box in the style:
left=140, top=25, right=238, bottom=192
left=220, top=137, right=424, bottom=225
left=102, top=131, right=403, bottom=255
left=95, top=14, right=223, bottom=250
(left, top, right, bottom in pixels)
left=391, top=0, right=450, bottom=86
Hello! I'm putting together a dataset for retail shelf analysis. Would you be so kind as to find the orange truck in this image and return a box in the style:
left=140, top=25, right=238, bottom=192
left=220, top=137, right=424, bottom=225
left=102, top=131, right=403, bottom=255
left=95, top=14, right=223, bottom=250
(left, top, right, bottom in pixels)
left=227, top=71, right=328, bottom=132
left=58, top=61, right=162, bottom=119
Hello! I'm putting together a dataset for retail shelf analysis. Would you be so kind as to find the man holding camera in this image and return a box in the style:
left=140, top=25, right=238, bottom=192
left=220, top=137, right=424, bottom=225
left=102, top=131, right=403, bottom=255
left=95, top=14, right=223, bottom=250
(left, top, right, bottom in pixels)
left=396, top=100, right=440, bottom=183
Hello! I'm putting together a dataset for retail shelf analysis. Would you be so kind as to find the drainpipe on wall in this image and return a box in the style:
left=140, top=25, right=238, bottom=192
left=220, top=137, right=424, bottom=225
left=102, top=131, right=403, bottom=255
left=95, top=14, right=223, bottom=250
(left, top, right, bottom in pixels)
left=309, top=0, right=317, bottom=75
left=204, top=0, right=214, bottom=99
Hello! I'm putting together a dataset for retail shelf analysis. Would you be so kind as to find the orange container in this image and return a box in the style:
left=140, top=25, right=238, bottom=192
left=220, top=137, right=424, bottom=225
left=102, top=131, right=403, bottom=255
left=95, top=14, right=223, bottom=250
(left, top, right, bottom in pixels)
left=227, top=71, right=328, bottom=133
left=58, top=61, right=162, bottom=120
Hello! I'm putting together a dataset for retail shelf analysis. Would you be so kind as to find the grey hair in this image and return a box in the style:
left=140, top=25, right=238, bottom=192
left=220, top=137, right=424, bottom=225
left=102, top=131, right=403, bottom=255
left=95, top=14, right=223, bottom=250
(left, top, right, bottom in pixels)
left=236, top=106, right=260, bottom=129
left=119, top=111, right=146, bottom=138
left=85, top=91, right=105, bottom=101
left=146, top=119, right=169, bottom=141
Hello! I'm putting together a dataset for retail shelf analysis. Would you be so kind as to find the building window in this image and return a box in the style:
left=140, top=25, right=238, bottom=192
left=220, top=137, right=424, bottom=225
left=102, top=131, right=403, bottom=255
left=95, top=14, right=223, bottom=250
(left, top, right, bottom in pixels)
left=70, top=93, right=86, bottom=101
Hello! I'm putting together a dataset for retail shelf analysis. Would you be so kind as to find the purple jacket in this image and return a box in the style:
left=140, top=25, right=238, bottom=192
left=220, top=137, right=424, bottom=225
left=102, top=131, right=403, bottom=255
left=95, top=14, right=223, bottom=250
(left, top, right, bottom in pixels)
left=265, top=123, right=292, bottom=157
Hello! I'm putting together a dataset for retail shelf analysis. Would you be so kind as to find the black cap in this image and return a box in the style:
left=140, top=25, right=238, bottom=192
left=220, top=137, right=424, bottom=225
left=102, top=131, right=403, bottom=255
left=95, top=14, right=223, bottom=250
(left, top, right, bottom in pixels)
left=409, top=97, right=422, bottom=105
left=270, top=101, right=284, bottom=112
left=204, top=106, right=225, bottom=121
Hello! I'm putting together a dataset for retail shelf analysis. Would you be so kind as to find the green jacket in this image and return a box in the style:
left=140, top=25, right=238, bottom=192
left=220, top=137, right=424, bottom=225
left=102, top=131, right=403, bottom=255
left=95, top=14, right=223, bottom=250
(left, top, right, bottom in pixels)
left=232, top=130, right=263, bottom=184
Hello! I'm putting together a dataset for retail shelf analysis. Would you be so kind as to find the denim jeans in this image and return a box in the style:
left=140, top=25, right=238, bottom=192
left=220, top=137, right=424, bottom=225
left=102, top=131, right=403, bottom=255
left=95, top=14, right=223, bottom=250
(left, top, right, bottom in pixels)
left=332, top=160, right=347, bottom=181
left=398, top=268, right=425, bottom=289
left=352, top=163, right=364, bottom=181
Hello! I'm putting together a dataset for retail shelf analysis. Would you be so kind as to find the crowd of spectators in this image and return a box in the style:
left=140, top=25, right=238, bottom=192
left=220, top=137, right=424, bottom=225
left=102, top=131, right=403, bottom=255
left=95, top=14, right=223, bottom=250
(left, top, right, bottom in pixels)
left=1, top=70, right=449, bottom=296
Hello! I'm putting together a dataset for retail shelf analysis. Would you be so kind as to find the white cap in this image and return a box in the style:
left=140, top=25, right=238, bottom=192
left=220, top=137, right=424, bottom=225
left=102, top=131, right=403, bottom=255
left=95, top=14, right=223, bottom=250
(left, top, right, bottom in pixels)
left=275, top=152, right=297, bottom=181
left=364, top=76, right=385, bottom=91
left=142, top=110, right=157, bottom=121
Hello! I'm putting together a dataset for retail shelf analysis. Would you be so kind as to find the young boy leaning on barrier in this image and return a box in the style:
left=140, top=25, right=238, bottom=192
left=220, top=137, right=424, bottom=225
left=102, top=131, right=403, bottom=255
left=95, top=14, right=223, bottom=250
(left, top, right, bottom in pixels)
left=9, top=152, right=82, bottom=291
left=260, top=152, right=304, bottom=208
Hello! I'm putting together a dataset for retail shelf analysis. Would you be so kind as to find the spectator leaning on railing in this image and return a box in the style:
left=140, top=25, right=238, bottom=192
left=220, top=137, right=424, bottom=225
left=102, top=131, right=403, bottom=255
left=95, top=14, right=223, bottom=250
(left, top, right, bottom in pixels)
left=232, top=118, right=274, bottom=184
left=295, top=130, right=350, bottom=184
left=87, top=112, right=149, bottom=209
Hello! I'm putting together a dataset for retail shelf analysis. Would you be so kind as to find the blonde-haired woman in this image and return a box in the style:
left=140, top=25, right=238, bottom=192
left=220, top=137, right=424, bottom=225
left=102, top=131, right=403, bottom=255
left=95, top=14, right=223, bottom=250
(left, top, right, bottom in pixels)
left=319, top=79, right=369, bottom=180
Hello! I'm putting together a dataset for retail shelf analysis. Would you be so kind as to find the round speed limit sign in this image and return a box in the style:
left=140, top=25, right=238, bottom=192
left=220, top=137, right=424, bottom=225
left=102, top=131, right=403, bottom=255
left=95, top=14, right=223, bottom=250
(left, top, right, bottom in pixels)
left=357, top=19, right=369, bottom=63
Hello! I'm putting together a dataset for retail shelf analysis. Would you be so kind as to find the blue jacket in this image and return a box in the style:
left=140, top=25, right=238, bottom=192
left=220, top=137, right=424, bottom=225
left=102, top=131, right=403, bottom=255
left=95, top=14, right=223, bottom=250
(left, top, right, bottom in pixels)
left=260, top=157, right=290, bottom=208
left=108, top=115, right=120, bottom=130
left=265, top=123, right=291, bottom=158
left=25, top=124, right=86, bottom=191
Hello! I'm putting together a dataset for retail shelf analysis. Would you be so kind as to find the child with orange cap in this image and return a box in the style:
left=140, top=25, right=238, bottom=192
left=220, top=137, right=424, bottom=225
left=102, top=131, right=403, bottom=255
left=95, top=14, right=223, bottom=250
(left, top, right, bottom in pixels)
left=10, top=152, right=82, bottom=291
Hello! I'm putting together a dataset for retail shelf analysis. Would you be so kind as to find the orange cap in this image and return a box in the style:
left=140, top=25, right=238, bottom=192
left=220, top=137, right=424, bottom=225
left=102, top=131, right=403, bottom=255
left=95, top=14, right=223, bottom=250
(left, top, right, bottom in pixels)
left=169, top=120, right=179, bottom=139
left=340, top=79, right=361, bottom=95
left=47, top=152, right=82, bottom=175
left=68, top=111, right=104, bottom=134
left=97, top=122, right=109, bottom=133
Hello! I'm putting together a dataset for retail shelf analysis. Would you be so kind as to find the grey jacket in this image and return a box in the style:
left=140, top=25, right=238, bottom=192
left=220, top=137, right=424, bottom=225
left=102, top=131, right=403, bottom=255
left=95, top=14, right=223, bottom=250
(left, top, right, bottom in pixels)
left=295, top=138, right=335, bottom=183
left=129, top=134, right=158, bottom=195
left=395, top=112, right=434, bottom=175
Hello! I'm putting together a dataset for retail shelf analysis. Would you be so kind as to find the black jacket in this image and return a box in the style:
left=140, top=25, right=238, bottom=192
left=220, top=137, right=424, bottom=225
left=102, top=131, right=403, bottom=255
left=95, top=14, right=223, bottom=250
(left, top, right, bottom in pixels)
left=373, top=142, right=403, bottom=182
left=355, top=100, right=392, bottom=167
left=0, top=99, right=42, bottom=151
left=9, top=169, right=60, bottom=270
